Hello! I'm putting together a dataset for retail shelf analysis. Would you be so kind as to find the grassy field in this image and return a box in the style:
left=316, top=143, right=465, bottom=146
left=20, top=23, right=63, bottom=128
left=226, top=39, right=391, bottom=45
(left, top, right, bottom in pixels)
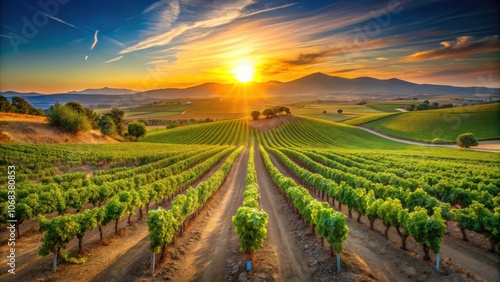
left=343, top=112, right=399, bottom=125
left=290, top=103, right=382, bottom=122
left=361, top=103, right=500, bottom=142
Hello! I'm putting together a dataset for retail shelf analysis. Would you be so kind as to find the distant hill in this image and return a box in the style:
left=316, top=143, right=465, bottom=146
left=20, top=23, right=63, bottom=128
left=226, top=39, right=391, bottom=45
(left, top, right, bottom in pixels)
left=67, top=87, right=137, bottom=95
left=2, top=73, right=498, bottom=109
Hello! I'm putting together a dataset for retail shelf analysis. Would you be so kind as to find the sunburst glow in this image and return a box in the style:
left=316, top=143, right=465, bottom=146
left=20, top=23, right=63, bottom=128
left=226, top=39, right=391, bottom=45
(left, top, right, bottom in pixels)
left=234, top=64, right=254, bottom=83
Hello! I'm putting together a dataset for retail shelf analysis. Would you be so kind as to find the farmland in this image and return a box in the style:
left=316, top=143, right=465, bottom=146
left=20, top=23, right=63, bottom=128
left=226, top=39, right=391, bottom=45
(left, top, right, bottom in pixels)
left=0, top=113, right=499, bottom=282
left=358, top=103, right=500, bottom=142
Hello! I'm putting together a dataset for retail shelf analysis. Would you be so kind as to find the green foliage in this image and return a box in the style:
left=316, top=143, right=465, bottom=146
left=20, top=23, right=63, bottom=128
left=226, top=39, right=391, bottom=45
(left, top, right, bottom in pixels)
left=314, top=206, right=348, bottom=253
left=457, top=132, right=479, bottom=148
left=65, top=102, right=86, bottom=115
left=431, top=138, right=444, bottom=144
left=98, top=115, right=116, bottom=137
left=11, top=96, right=44, bottom=115
left=262, top=108, right=275, bottom=118
left=232, top=206, right=269, bottom=253
left=251, top=110, right=261, bottom=120
left=47, top=103, right=91, bottom=133
left=104, top=108, right=125, bottom=135
left=60, top=252, right=87, bottom=264
left=0, top=95, right=15, bottom=112
left=406, top=207, right=446, bottom=254
left=38, top=215, right=80, bottom=256
left=128, top=121, right=147, bottom=138
left=147, top=207, right=177, bottom=253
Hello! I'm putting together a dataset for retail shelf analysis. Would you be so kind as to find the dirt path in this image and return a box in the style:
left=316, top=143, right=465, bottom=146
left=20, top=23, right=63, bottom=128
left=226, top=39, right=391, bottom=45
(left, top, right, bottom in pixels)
left=357, top=126, right=500, bottom=153
left=266, top=150, right=472, bottom=282
left=167, top=148, right=248, bottom=282
left=395, top=108, right=408, bottom=112
left=255, top=148, right=315, bottom=281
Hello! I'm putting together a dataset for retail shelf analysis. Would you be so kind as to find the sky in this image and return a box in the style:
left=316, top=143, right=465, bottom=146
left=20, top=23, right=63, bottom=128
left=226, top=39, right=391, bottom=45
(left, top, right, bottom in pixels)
left=0, top=0, right=499, bottom=93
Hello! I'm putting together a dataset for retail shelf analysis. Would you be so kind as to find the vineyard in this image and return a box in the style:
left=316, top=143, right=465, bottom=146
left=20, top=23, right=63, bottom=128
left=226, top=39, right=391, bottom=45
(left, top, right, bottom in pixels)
left=0, top=116, right=499, bottom=281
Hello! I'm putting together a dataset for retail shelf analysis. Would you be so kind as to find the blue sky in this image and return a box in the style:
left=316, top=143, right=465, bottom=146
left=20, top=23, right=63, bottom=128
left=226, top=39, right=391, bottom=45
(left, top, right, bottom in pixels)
left=0, top=0, right=499, bottom=93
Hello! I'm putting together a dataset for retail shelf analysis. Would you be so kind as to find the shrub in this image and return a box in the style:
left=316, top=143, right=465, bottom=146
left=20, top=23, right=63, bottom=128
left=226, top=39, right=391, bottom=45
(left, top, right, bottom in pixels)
left=431, top=138, right=444, bottom=144
left=98, top=115, right=116, bottom=137
left=127, top=121, right=147, bottom=138
left=47, top=103, right=91, bottom=133
left=457, top=133, right=479, bottom=148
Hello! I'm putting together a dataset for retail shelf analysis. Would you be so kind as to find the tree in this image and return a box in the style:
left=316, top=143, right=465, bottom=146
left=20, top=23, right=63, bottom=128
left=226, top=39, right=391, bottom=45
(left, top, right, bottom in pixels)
left=262, top=108, right=275, bottom=118
left=47, top=103, right=91, bottom=133
left=85, top=108, right=99, bottom=129
left=10, top=96, right=44, bottom=116
left=128, top=121, right=147, bottom=138
left=323, top=110, right=327, bottom=115
left=11, top=96, right=31, bottom=114
left=0, top=95, right=14, bottom=112
left=251, top=111, right=261, bottom=120
left=108, top=108, right=125, bottom=135
left=65, top=101, right=86, bottom=115
left=99, top=115, right=116, bottom=137
left=337, top=109, right=343, bottom=114
left=457, top=133, right=478, bottom=148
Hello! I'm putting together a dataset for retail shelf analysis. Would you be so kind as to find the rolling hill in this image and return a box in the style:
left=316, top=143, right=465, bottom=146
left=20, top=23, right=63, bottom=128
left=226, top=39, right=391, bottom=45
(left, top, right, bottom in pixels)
left=359, top=103, right=500, bottom=142
left=2, top=73, right=499, bottom=109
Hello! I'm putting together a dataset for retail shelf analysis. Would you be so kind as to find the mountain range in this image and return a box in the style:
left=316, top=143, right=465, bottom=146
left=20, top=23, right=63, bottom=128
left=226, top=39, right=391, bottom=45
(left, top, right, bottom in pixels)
left=2, top=73, right=498, bottom=109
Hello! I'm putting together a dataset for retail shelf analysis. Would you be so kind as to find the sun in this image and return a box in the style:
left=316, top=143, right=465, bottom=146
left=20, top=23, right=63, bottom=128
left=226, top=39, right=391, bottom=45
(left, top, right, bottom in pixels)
left=234, top=64, right=254, bottom=83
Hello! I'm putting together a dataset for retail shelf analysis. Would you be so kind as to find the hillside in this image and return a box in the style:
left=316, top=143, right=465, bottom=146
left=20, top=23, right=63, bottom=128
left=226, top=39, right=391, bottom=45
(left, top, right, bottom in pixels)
left=360, top=103, right=500, bottom=142
left=3, top=73, right=499, bottom=109
left=0, top=112, right=115, bottom=144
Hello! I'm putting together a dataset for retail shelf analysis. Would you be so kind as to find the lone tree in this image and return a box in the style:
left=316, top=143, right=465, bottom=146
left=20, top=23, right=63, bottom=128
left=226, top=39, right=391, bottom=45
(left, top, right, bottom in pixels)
left=127, top=121, right=147, bottom=138
left=337, top=109, right=343, bottom=114
left=250, top=110, right=260, bottom=120
left=457, top=133, right=478, bottom=148
left=323, top=110, right=326, bottom=115
left=103, top=108, right=125, bottom=136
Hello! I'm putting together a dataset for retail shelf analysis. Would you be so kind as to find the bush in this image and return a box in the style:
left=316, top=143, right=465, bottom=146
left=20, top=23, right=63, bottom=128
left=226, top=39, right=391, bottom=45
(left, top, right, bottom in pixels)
left=431, top=138, right=444, bottom=144
left=127, top=121, right=147, bottom=138
left=166, top=124, right=178, bottom=129
left=98, top=115, right=116, bottom=137
left=47, top=103, right=91, bottom=133
left=457, top=133, right=479, bottom=148
left=251, top=111, right=261, bottom=120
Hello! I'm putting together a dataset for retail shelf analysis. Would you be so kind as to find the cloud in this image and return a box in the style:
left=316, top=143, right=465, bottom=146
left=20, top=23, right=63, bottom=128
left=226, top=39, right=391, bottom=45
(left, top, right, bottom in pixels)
left=0, top=34, right=13, bottom=39
left=42, top=12, right=79, bottom=29
left=85, top=55, right=88, bottom=61
left=119, top=1, right=295, bottom=55
left=90, top=30, right=99, bottom=50
left=406, top=35, right=500, bottom=61
left=105, top=56, right=124, bottom=63
left=376, top=57, right=388, bottom=61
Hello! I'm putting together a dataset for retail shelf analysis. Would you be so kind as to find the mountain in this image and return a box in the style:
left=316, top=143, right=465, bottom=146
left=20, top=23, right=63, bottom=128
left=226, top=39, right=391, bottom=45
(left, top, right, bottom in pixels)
left=2, top=73, right=498, bottom=109
left=67, top=87, right=137, bottom=95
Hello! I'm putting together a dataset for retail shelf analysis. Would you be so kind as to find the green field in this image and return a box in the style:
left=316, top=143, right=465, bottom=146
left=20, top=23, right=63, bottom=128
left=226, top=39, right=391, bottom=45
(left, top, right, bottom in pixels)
left=360, top=103, right=500, bottom=142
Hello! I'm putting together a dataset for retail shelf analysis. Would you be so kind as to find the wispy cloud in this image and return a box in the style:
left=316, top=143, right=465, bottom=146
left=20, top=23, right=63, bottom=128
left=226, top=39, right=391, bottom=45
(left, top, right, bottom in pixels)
left=85, top=55, right=88, bottom=61
left=119, top=1, right=295, bottom=55
left=42, top=12, right=79, bottom=29
left=376, top=57, right=388, bottom=61
left=0, top=34, right=13, bottom=39
left=105, top=55, right=124, bottom=63
left=406, top=35, right=499, bottom=62
left=90, top=30, right=99, bottom=50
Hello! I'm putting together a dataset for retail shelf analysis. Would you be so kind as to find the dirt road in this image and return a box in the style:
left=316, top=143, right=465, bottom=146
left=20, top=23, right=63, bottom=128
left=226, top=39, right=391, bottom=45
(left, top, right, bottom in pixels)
left=167, top=148, right=248, bottom=281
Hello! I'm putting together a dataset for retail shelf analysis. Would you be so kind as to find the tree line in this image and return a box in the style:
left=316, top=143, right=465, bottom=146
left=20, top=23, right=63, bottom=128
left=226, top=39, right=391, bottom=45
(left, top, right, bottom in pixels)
left=251, top=105, right=291, bottom=120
